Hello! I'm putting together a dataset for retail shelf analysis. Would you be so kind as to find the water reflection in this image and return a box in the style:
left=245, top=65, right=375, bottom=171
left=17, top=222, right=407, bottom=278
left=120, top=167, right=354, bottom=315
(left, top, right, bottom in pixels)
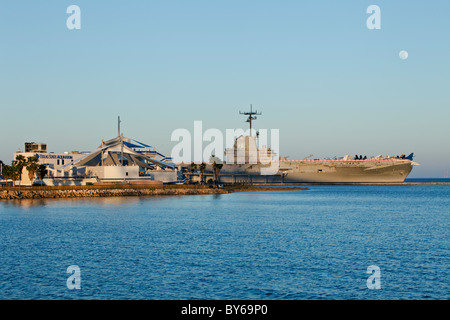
left=0, top=195, right=172, bottom=209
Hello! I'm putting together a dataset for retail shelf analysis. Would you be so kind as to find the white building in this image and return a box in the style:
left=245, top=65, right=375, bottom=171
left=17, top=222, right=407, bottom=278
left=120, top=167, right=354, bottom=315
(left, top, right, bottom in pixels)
left=13, top=143, right=91, bottom=186
left=12, top=135, right=179, bottom=186
left=64, top=135, right=178, bottom=184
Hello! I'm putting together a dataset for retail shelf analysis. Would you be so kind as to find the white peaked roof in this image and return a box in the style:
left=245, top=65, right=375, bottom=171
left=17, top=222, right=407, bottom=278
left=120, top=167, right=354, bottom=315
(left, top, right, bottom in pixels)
left=63, top=135, right=174, bottom=170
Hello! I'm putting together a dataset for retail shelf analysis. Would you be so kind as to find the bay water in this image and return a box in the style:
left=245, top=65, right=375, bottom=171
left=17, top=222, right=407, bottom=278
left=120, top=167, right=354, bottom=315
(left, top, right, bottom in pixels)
left=0, top=184, right=449, bottom=300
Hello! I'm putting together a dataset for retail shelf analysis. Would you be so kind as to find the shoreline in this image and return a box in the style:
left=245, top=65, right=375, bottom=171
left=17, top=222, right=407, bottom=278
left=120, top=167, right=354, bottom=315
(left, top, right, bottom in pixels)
left=253, top=182, right=450, bottom=186
left=1, top=181, right=447, bottom=200
left=0, top=184, right=309, bottom=200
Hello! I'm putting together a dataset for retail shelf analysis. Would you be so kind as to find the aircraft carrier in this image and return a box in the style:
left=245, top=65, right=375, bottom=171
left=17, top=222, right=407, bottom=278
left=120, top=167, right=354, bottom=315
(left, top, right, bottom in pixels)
left=199, top=107, right=419, bottom=184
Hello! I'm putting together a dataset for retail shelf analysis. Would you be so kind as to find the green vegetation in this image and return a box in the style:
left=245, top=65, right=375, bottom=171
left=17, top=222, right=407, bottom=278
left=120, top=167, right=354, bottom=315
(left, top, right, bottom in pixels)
left=12, top=155, right=27, bottom=186
left=199, top=162, right=206, bottom=184
left=36, top=164, right=48, bottom=186
left=1, top=164, right=19, bottom=186
left=212, top=161, right=223, bottom=186
left=189, top=163, right=197, bottom=184
left=26, top=156, right=39, bottom=186
left=0, top=156, right=48, bottom=187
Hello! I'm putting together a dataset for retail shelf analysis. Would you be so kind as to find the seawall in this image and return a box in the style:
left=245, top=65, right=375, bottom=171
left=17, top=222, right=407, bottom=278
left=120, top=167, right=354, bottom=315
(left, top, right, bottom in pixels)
left=0, top=185, right=228, bottom=200
left=0, top=184, right=309, bottom=200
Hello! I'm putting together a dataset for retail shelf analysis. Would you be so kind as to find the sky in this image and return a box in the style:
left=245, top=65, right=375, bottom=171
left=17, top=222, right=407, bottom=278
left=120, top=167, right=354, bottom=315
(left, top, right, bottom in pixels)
left=0, top=0, right=449, bottom=178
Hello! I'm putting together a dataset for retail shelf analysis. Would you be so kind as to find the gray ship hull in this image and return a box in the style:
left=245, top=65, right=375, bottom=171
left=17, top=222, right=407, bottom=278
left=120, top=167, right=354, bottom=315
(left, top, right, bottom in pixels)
left=279, top=160, right=413, bottom=183
left=214, top=159, right=414, bottom=184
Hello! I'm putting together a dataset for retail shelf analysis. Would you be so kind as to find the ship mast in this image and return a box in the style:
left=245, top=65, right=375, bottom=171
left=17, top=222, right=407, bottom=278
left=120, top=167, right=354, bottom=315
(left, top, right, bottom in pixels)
left=118, top=116, right=124, bottom=166
left=239, top=104, right=261, bottom=136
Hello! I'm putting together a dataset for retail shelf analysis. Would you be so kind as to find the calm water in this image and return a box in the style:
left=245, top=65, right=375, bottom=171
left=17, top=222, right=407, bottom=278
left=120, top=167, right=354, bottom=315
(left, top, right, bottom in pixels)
left=0, top=184, right=449, bottom=300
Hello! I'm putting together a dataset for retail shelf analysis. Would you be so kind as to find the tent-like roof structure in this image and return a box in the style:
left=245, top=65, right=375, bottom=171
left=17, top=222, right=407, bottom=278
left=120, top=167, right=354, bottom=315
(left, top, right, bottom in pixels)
left=64, top=135, right=175, bottom=170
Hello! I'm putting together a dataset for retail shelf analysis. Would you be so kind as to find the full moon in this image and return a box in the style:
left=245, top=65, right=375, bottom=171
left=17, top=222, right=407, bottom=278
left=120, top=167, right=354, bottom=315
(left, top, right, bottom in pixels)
left=399, top=50, right=409, bottom=60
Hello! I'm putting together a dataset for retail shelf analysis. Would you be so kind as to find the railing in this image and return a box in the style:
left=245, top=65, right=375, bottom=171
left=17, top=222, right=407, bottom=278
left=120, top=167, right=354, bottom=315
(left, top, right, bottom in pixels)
left=43, top=176, right=98, bottom=179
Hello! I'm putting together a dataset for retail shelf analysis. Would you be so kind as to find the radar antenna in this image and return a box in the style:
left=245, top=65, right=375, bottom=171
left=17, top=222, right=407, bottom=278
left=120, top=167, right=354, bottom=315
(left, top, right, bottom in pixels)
left=239, top=104, right=262, bottom=136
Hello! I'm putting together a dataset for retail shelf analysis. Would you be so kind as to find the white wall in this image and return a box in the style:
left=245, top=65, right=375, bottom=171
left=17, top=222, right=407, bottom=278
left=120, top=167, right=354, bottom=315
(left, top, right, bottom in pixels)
left=89, top=166, right=140, bottom=179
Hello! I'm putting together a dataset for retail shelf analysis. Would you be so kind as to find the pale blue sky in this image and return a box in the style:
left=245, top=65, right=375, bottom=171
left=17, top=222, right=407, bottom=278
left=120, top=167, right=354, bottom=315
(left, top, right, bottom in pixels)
left=1, top=1, right=449, bottom=177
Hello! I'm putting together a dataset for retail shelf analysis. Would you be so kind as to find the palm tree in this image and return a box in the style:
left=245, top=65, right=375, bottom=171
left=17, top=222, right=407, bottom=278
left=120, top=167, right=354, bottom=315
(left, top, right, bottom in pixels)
left=199, top=162, right=207, bottom=184
left=2, top=164, right=14, bottom=186
left=11, top=166, right=21, bottom=187
left=189, top=163, right=197, bottom=184
left=0, top=160, right=4, bottom=185
left=36, top=164, right=48, bottom=186
left=12, top=155, right=27, bottom=186
left=212, top=161, right=223, bottom=186
left=26, top=156, right=39, bottom=186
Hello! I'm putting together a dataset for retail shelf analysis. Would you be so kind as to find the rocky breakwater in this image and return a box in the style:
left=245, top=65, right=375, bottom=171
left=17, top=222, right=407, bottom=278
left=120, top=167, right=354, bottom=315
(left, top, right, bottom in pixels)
left=0, top=185, right=231, bottom=200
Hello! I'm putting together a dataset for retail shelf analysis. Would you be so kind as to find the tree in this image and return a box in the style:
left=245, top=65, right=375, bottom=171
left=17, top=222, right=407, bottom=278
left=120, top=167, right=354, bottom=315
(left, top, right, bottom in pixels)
left=12, top=166, right=21, bottom=186
left=0, top=160, right=4, bottom=184
left=12, top=155, right=27, bottom=186
left=36, top=164, right=48, bottom=186
left=212, top=161, right=223, bottom=186
left=26, top=156, right=40, bottom=186
left=199, top=162, right=207, bottom=184
left=189, top=163, right=198, bottom=184
left=2, top=164, right=15, bottom=186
